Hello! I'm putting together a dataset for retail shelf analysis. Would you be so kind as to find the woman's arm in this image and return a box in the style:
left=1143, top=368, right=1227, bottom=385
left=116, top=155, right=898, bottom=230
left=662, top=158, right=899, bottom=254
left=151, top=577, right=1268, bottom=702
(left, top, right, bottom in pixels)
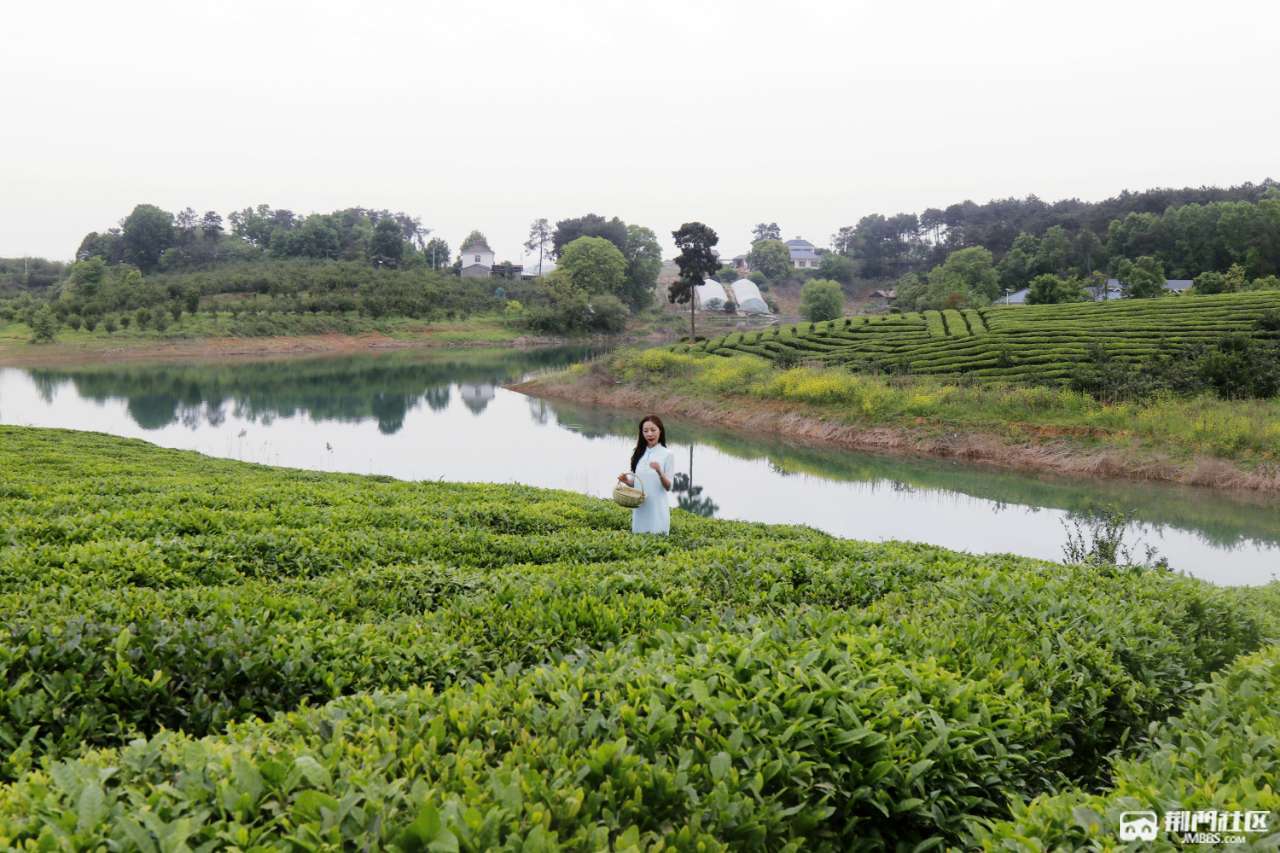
left=649, top=454, right=673, bottom=491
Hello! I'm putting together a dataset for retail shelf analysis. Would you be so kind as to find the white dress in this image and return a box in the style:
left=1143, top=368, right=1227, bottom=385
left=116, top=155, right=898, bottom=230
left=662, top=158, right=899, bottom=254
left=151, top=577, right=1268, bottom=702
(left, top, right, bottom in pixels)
left=631, top=444, right=673, bottom=534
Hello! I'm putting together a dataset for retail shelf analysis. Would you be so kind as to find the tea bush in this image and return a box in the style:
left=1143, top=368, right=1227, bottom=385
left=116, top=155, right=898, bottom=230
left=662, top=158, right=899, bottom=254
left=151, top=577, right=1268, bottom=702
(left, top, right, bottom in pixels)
left=0, top=426, right=1277, bottom=848
left=679, top=291, right=1280, bottom=394
left=974, top=642, right=1280, bottom=850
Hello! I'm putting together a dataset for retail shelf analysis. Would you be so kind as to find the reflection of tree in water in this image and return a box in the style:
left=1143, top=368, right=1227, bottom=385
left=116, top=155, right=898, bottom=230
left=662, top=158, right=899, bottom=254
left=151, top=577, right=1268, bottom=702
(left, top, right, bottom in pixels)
left=527, top=396, right=553, bottom=426
left=23, top=346, right=597, bottom=435
left=671, top=446, right=719, bottom=518
left=424, top=385, right=451, bottom=412
left=127, top=394, right=180, bottom=431
left=31, top=374, right=61, bottom=404
left=370, top=392, right=411, bottom=434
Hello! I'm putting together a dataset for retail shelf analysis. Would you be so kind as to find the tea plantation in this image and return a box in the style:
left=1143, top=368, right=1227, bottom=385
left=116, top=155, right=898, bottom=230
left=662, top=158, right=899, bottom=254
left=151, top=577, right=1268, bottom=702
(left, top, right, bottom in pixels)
left=677, top=291, right=1280, bottom=384
left=1, top=425, right=1277, bottom=849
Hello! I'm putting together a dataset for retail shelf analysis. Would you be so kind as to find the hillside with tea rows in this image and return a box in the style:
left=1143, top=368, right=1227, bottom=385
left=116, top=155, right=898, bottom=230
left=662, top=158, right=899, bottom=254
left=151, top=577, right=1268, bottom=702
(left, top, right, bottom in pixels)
left=676, top=291, right=1280, bottom=384
left=0, top=425, right=1277, bottom=849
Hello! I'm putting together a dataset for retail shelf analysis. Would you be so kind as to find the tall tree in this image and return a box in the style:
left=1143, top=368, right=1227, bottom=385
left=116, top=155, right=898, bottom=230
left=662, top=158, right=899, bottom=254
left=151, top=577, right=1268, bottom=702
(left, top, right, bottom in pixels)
left=120, top=204, right=175, bottom=272
left=524, top=218, right=553, bottom=276
left=751, top=222, right=781, bottom=243
left=747, top=239, right=792, bottom=282
left=557, top=236, right=627, bottom=297
left=369, top=218, right=406, bottom=268
left=175, top=208, right=198, bottom=245
left=1118, top=256, right=1165, bottom=298
left=669, top=222, right=719, bottom=340
left=424, top=237, right=450, bottom=270
left=200, top=211, right=224, bottom=242
left=552, top=214, right=627, bottom=258
left=622, top=224, right=662, bottom=311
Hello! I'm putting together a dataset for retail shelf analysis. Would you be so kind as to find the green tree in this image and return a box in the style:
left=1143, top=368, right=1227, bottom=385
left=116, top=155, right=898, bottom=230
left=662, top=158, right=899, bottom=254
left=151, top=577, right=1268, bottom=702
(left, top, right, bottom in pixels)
left=200, top=211, right=224, bottom=241
left=747, top=239, right=792, bottom=282
left=460, top=230, right=491, bottom=254
left=1074, top=229, right=1102, bottom=273
left=369, top=219, right=406, bottom=268
left=557, top=237, right=628, bottom=298
left=67, top=257, right=107, bottom=300
left=799, top=278, right=844, bottom=321
left=28, top=305, right=58, bottom=343
left=997, top=233, right=1042, bottom=290
left=1193, top=270, right=1228, bottom=294
left=621, top=224, right=662, bottom=311
left=552, top=214, right=627, bottom=258
left=1026, top=274, right=1087, bottom=305
left=669, top=222, right=719, bottom=339
left=1035, top=225, right=1072, bottom=275
left=817, top=253, right=856, bottom=284
left=120, top=204, right=176, bottom=272
left=424, top=237, right=450, bottom=270
left=524, top=218, right=553, bottom=276
left=228, top=205, right=279, bottom=248
left=927, top=246, right=1000, bottom=305
left=273, top=215, right=341, bottom=259
left=751, top=222, right=781, bottom=242
left=1118, top=255, right=1165, bottom=298
left=75, top=229, right=125, bottom=264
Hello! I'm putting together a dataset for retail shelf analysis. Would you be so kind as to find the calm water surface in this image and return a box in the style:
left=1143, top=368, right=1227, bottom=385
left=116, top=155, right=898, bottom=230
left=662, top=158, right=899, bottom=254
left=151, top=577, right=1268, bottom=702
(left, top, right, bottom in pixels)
left=2, top=348, right=1277, bottom=586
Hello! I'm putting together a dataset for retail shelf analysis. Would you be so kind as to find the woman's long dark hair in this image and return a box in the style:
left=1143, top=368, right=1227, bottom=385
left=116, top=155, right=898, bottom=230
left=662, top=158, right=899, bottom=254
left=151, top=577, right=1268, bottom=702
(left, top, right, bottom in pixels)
left=630, top=415, right=667, bottom=472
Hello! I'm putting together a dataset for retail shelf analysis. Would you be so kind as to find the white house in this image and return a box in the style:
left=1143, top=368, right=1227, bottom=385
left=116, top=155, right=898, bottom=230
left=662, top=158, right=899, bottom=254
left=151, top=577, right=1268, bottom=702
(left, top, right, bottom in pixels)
left=460, top=234, right=495, bottom=278
left=785, top=238, right=820, bottom=269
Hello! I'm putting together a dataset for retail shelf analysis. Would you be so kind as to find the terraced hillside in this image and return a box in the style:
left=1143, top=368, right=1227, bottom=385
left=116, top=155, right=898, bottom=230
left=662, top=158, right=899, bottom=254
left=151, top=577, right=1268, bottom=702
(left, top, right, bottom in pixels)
left=676, top=291, right=1280, bottom=384
left=1, top=426, right=1277, bottom=849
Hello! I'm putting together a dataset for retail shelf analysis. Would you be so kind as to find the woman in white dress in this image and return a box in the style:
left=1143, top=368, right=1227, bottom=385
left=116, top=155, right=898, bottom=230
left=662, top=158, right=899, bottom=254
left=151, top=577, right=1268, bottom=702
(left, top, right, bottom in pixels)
left=617, top=415, right=673, bottom=534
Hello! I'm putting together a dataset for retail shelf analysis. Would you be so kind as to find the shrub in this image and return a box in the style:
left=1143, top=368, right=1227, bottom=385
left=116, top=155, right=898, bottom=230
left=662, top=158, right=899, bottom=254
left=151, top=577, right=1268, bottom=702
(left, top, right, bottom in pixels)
left=799, top=278, right=844, bottom=322
left=27, top=306, right=57, bottom=343
left=974, top=644, right=1280, bottom=849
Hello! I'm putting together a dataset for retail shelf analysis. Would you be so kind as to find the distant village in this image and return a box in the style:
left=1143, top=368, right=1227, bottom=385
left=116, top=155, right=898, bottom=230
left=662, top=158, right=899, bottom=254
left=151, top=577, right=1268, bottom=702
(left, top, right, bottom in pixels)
left=457, top=231, right=825, bottom=317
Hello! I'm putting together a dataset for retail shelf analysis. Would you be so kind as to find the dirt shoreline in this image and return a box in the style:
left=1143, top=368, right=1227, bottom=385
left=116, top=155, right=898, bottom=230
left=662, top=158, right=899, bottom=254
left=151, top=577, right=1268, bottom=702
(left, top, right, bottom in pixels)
left=511, top=375, right=1280, bottom=495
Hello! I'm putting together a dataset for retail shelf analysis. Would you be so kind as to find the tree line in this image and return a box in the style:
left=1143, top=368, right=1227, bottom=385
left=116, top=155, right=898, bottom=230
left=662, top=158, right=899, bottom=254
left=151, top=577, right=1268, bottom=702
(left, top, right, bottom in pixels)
left=75, top=204, right=447, bottom=274
left=828, top=179, right=1279, bottom=282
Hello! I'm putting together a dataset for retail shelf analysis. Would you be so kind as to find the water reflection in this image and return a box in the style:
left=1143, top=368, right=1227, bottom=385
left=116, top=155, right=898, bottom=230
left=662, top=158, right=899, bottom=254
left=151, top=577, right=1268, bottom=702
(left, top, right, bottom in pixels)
left=21, top=347, right=597, bottom=435
left=3, top=348, right=1278, bottom=585
left=671, top=446, right=719, bottom=517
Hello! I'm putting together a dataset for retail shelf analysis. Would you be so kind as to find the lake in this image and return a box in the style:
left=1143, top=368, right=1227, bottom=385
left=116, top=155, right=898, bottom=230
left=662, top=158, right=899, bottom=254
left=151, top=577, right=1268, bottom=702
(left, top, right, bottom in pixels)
left=2, top=346, right=1277, bottom=585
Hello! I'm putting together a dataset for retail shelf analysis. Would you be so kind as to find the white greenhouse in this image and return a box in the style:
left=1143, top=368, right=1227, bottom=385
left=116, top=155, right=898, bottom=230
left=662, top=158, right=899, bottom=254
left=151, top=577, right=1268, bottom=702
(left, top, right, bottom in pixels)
left=729, top=278, right=769, bottom=314
left=695, top=279, right=730, bottom=311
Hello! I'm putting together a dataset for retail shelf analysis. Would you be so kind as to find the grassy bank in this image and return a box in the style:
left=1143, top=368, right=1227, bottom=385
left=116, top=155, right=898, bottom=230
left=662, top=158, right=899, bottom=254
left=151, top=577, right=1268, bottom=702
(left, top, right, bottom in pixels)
left=0, top=314, right=539, bottom=366
left=0, top=426, right=1277, bottom=848
left=517, top=348, right=1280, bottom=492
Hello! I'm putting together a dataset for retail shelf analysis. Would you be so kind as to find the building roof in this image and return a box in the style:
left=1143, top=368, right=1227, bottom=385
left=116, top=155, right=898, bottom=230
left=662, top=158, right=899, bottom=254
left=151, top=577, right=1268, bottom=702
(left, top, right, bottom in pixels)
left=785, top=238, right=819, bottom=261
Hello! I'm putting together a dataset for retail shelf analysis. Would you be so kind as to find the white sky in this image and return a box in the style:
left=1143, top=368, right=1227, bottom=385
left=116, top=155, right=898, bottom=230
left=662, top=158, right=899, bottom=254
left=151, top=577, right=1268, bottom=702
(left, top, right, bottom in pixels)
left=2, top=0, right=1277, bottom=263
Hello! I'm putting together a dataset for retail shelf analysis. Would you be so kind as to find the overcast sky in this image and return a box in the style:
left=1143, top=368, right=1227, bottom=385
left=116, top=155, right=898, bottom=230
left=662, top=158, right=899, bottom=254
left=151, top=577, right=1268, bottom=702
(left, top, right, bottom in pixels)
left=3, top=0, right=1277, bottom=263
